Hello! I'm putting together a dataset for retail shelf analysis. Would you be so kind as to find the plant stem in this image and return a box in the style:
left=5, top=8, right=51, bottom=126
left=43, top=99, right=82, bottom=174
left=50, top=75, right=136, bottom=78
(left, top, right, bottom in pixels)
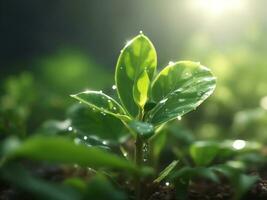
left=135, top=135, right=144, bottom=200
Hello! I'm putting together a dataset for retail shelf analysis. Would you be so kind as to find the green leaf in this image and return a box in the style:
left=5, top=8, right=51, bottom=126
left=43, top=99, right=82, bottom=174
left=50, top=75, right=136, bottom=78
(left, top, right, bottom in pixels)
left=172, top=167, right=219, bottom=183
left=84, top=175, right=127, bottom=200
left=128, top=120, right=154, bottom=139
left=133, top=69, right=150, bottom=108
left=115, top=34, right=157, bottom=117
left=70, top=90, right=130, bottom=121
left=0, top=165, right=81, bottom=200
left=154, top=160, right=178, bottom=183
left=234, top=174, right=258, bottom=200
left=211, top=165, right=258, bottom=200
left=147, top=61, right=216, bottom=125
left=3, top=136, right=137, bottom=172
left=190, top=141, right=220, bottom=166
left=67, top=104, right=127, bottom=141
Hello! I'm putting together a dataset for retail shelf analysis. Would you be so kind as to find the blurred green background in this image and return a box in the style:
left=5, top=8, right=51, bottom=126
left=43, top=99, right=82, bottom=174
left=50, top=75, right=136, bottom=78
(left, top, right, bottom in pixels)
left=1, top=0, right=267, bottom=142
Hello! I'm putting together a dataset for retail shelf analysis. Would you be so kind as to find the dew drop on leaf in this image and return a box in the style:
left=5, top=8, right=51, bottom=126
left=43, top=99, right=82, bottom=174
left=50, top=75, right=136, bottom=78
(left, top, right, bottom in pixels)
left=160, top=98, right=168, bottom=104
left=177, top=116, right=182, bottom=121
left=112, top=85, right=117, bottom=90
left=74, top=138, right=81, bottom=145
left=68, top=126, right=73, bottom=131
left=83, top=136, right=88, bottom=140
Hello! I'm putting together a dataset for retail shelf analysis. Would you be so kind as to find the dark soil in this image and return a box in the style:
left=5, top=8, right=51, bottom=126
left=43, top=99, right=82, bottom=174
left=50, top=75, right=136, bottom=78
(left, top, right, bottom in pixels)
left=1, top=165, right=267, bottom=200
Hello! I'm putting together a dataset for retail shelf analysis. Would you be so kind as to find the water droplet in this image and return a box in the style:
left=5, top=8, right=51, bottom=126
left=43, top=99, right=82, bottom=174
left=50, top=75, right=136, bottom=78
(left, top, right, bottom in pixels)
left=107, top=99, right=111, bottom=103
left=123, top=153, right=128, bottom=157
left=113, top=107, right=117, bottom=110
left=83, top=136, right=88, bottom=140
left=99, top=90, right=103, bottom=93
left=74, top=138, right=81, bottom=145
left=102, top=140, right=108, bottom=145
left=160, top=98, right=168, bottom=104
left=112, top=85, right=117, bottom=90
left=165, top=182, right=170, bottom=186
left=168, top=61, right=174, bottom=65
left=101, top=112, right=106, bottom=116
left=68, top=126, right=73, bottom=131
left=232, top=140, right=246, bottom=150
left=139, top=30, right=143, bottom=34
left=142, top=143, right=149, bottom=163
left=92, top=107, right=96, bottom=111
left=126, top=40, right=131, bottom=46
left=177, top=116, right=182, bottom=121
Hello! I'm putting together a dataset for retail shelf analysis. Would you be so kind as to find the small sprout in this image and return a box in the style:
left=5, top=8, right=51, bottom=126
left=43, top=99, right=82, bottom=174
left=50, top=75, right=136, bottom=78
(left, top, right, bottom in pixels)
left=69, top=33, right=216, bottom=200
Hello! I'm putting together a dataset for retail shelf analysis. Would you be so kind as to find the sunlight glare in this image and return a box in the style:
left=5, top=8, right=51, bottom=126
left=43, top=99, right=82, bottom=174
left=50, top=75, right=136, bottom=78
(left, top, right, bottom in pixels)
left=232, top=140, right=246, bottom=150
left=193, top=0, right=244, bottom=16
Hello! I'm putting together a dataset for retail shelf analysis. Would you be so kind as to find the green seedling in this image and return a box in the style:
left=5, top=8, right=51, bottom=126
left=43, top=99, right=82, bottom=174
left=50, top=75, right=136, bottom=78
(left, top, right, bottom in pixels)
left=70, top=32, right=216, bottom=199
left=1, top=33, right=216, bottom=200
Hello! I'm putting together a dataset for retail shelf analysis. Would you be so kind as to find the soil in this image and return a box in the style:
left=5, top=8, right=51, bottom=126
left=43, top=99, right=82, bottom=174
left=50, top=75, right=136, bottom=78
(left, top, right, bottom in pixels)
left=1, top=165, right=267, bottom=200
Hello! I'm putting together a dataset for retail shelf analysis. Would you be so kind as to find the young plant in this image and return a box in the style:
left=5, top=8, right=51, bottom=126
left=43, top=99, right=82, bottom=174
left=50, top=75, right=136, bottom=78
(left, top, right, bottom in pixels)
left=70, top=32, right=217, bottom=199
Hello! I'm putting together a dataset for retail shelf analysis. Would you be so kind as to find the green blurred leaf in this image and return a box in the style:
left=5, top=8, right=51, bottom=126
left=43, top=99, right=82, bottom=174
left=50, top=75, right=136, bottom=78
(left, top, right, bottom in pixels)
left=128, top=120, right=154, bottom=139
left=0, top=165, right=81, bottom=200
left=68, top=104, right=127, bottom=141
left=154, top=160, right=178, bottom=183
left=172, top=167, right=219, bottom=183
left=71, top=91, right=129, bottom=121
left=84, top=175, right=127, bottom=200
left=190, top=141, right=220, bottom=166
left=147, top=61, right=216, bottom=125
left=115, top=34, right=157, bottom=117
left=63, top=177, right=87, bottom=192
left=39, top=119, right=71, bottom=135
left=234, top=174, right=258, bottom=200
left=211, top=165, right=258, bottom=200
left=3, top=136, right=137, bottom=172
